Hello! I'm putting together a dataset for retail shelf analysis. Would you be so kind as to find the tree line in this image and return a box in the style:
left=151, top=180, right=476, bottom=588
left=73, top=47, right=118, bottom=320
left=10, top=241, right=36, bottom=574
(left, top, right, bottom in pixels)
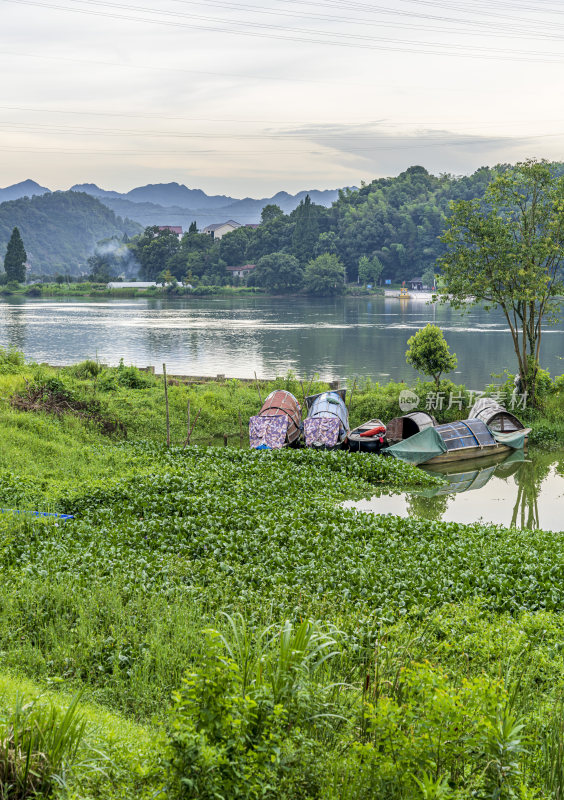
left=127, top=163, right=564, bottom=292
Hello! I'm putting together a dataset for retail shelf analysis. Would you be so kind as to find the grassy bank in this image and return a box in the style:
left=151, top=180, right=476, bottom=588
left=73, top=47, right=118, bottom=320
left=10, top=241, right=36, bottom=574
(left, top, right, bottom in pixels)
left=1, top=352, right=564, bottom=797
left=0, top=281, right=269, bottom=298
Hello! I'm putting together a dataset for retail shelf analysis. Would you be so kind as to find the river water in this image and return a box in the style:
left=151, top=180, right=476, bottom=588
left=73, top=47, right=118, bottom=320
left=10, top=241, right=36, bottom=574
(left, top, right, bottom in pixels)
left=344, top=448, right=564, bottom=531
left=0, top=295, right=562, bottom=387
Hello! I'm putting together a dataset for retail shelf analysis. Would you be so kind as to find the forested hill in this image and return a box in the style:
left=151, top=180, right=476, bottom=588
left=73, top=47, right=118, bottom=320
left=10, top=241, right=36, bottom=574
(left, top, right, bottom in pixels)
left=0, top=191, right=141, bottom=275
left=132, top=165, right=507, bottom=286
left=329, top=164, right=495, bottom=280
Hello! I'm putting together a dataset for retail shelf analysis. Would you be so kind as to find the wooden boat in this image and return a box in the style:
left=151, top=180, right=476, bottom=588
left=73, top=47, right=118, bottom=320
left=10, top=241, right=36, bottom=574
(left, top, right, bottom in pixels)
left=385, top=417, right=530, bottom=466
left=248, top=390, right=302, bottom=449
left=348, top=419, right=386, bottom=453
left=304, top=389, right=349, bottom=449
left=385, top=411, right=436, bottom=445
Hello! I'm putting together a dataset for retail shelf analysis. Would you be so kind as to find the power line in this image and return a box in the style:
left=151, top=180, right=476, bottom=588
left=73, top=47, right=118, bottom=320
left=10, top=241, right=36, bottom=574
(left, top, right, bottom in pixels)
left=4, top=0, right=564, bottom=62
left=2, top=104, right=564, bottom=130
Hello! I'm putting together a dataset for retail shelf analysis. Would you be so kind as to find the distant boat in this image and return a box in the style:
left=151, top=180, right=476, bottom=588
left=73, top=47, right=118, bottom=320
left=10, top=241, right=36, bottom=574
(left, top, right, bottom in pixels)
left=249, top=390, right=302, bottom=449
left=348, top=419, right=387, bottom=453
left=384, top=289, right=436, bottom=301
left=304, top=390, right=349, bottom=450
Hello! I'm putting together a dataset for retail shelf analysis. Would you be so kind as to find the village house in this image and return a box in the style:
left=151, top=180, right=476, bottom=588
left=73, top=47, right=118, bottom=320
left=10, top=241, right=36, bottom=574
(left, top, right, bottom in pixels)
left=157, top=226, right=183, bottom=237
left=202, top=220, right=241, bottom=240
left=226, top=264, right=256, bottom=280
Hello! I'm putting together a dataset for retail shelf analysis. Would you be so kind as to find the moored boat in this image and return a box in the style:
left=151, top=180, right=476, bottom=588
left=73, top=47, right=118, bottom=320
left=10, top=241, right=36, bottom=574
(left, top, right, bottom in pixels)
left=348, top=419, right=386, bottom=453
left=469, top=397, right=526, bottom=433
left=384, top=417, right=530, bottom=466
left=385, top=411, right=436, bottom=445
left=304, top=390, right=349, bottom=450
left=249, top=390, right=302, bottom=449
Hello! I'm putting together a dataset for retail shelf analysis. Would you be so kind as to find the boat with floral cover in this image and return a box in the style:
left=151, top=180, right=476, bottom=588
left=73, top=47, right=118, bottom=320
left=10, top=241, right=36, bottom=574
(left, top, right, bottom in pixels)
left=248, top=390, right=302, bottom=449
left=303, top=390, right=349, bottom=450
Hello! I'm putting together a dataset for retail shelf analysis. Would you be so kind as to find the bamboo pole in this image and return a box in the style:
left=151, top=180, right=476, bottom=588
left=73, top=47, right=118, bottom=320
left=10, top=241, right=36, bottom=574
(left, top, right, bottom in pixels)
left=163, top=363, right=170, bottom=448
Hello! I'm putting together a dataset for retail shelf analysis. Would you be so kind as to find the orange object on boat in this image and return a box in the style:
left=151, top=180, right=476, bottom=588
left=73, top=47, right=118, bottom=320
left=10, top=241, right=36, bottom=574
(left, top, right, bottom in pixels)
left=359, top=425, right=386, bottom=437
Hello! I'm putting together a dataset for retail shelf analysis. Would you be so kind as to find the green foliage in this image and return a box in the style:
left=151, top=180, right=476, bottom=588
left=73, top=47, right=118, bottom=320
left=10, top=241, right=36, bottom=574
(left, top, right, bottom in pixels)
left=358, top=254, right=383, bottom=286
left=303, top=253, right=345, bottom=295
left=406, top=324, right=458, bottom=387
left=0, top=362, right=563, bottom=797
left=133, top=226, right=181, bottom=281
left=0, top=192, right=140, bottom=276
left=166, top=643, right=285, bottom=800
left=4, top=227, right=27, bottom=283
left=252, top=252, right=303, bottom=292
left=347, top=662, right=520, bottom=800
left=440, top=159, right=564, bottom=404
left=292, top=194, right=319, bottom=265
left=0, top=690, right=87, bottom=798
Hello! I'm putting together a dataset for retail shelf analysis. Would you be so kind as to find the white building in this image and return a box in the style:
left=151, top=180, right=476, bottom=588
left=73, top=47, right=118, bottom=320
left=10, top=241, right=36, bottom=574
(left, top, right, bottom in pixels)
left=202, top=220, right=241, bottom=240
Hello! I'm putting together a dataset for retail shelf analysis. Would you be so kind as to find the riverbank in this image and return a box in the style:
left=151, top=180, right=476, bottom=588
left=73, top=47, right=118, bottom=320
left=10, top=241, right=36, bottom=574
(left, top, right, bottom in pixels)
left=0, top=281, right=386, bottom=299
left=1, top=352, right=564, bottom=797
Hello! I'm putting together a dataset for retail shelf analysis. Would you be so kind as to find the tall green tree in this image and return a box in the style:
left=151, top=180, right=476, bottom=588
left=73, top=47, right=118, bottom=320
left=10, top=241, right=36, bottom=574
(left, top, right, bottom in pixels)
left=439, top=159, right=564, bottom=404
left=358, top=254, right=383, bottom=285
left=4, top=227, right=27, bottom=283
left=405, top=324, right=457, bottom=388
left=260, top=204, right=284, bottom=224
left=251, top=252, right=303, bottom=292
left=303, top=253, right=345, bottom=295
left=292, top=195, right=319, bottom=264
left=132, top=226, right=181, bottom=280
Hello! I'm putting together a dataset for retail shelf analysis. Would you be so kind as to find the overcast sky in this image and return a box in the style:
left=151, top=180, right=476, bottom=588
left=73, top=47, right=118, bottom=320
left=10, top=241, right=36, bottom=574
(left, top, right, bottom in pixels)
left=1, top=0, right=564, bottom=196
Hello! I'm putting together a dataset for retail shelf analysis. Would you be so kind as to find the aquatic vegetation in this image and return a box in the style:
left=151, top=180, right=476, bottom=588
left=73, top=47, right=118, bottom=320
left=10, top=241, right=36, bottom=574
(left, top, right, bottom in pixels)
left=0, top=362, right=563, bottom=796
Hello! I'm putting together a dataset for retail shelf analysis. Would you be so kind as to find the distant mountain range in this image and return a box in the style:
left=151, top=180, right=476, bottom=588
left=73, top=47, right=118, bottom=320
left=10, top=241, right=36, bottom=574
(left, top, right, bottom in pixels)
left=0, top=180, right=341, bottom=229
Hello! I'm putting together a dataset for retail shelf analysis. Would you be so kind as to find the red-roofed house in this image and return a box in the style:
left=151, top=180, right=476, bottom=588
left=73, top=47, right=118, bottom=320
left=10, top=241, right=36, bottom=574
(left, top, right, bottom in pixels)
left=158, top=226, right=183, bottom=237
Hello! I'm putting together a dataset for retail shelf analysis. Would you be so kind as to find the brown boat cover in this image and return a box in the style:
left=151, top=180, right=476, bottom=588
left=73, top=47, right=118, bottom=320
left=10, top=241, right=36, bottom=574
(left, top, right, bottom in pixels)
left=258, top=390, right=302, bottom=445
left=385, top=411, right=436, bottom=444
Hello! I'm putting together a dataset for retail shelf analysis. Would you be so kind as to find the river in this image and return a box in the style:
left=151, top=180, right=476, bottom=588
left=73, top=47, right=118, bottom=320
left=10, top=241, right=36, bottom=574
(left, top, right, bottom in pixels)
left=0, top=294, right=562, bottom=387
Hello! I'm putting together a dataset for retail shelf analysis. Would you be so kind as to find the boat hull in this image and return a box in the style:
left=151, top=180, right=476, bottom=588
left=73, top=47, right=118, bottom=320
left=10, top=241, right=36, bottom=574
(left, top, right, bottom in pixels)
left=424, top=437, right=528, bottom=466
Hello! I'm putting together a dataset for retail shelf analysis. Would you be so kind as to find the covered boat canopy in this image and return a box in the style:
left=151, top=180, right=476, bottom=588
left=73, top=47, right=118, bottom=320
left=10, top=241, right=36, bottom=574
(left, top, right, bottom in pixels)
left=385, top=418, right=528, bottom=465
left=249, top=390, right=301, bottom=449
left=304, top=390, right=349, bottom=448
left=469, top=397, right=525, bottom=433
left=385, top=411, right=436, bottom=444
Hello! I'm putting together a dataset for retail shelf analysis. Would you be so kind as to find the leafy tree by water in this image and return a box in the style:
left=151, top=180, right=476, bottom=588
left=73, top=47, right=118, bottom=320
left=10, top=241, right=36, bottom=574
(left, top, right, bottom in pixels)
left=251, top=252, right=303, bottom=292
left=303, top=253, right=345, bottom=295
left=4, top=227, right=27, bottom=283
left=134, top=226, right=181, bottom=281
left=406, top=324, right=457, bottom=387
left=439, top=159, right=564, bottom=405
left=358, top=254, right=383, bottom=286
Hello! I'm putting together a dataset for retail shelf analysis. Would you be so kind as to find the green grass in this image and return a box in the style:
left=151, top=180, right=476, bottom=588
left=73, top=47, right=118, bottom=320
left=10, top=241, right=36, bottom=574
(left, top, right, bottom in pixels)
left=0, top=357, right=563, bottom=796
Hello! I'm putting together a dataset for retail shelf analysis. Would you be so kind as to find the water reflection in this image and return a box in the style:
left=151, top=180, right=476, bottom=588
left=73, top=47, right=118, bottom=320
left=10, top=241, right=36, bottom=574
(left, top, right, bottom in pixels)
left=3, top=303, right=27, bottom=352
left=345, top=449, right=564, bottom=531
left=0, top=296, right=562, bottom=385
